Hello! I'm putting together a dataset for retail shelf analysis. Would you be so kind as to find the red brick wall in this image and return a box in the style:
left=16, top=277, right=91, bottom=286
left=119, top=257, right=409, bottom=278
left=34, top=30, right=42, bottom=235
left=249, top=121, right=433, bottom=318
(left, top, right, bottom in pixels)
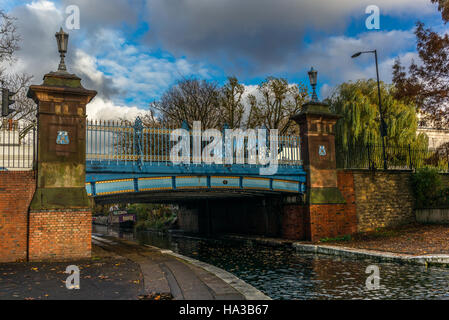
left=282, top=171, right=358, bottom=241
left=28, top=210, right=91, bottom=261
left=0, top=171, right=36, bottom=263
left=307, top=171, right=357, bottom=241
left=0, top=171, right=91, bottom=262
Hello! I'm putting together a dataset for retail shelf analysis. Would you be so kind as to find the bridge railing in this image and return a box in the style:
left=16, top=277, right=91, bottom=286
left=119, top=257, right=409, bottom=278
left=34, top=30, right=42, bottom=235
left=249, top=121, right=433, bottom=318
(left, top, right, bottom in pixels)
left=86, top=119, right=302, bottom=167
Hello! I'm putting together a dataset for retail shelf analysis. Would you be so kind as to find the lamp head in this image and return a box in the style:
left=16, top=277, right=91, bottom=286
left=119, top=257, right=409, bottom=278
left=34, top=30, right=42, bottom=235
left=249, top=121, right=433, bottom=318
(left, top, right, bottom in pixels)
left=351, top=52, right=362, bottom=58
left=55, top=27, right=68, bottom=54
left=308, top=67, right=318, bottom=87
left=55, top=27, right=69, bottom=72
left=307, top=67, right=319, bottom=102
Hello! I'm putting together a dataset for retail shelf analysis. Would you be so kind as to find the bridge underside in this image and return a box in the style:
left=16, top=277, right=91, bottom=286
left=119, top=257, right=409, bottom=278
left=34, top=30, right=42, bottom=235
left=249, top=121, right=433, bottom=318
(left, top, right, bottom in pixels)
left=93, top=188, right=302, bottom=204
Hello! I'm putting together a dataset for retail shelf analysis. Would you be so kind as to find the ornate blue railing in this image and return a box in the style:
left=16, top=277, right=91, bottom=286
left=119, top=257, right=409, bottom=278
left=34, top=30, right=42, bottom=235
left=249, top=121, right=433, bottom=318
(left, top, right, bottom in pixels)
left=86, top=117, right=302, bottom=169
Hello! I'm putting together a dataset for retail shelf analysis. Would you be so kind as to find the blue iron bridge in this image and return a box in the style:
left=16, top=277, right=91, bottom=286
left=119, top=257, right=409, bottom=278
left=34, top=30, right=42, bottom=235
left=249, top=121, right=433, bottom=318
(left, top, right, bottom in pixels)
left=85, top=118, right=306, bottom=203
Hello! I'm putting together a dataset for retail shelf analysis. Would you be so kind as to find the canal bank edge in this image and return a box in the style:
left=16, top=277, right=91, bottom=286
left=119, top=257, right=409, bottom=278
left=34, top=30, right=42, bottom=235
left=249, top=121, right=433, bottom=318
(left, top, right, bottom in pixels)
left=293, top=243, right=449, bottom=267
left=144, top=245, right=271, bottom=300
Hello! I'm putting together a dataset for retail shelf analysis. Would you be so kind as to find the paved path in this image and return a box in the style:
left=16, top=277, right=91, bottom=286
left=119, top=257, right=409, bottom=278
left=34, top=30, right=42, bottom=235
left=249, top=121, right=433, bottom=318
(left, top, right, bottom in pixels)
left=0, top=245, right=143, bottom=300
left=92, top=235, right=245, bottom=300
left=0, top=236, right=245, bottom=300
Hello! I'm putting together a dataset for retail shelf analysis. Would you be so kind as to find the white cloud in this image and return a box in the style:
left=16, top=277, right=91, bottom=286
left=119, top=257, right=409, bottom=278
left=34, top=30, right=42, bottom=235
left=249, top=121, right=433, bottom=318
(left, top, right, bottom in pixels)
left=73, top=49, right=105, bottom=87
left=87, top=96, right=144, bottom=121
left=26, top=0, right=56, bottom=11
left=90, top=29, right=213, bottom=104
left=296, top=29, right=418, bottom=87
left=320, top=84, right=334, bottom=100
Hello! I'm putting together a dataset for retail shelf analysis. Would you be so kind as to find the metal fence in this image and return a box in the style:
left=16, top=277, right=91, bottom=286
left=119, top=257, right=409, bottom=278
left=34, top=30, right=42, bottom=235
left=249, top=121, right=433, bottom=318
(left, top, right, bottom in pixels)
left=0, top=120, right=36, bottom=170
left=86, top=119, right=302, bottom=167
left=337, top=142, right=449, bottom=171
left=8, top=116, right=448, bottom=173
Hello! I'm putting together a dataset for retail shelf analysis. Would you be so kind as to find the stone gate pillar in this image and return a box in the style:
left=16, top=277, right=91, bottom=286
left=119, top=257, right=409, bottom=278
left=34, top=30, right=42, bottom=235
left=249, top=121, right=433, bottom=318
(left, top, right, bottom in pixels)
left=26, top=29, right=96, bottom=260
left=289, top=99, right=353, bottom=241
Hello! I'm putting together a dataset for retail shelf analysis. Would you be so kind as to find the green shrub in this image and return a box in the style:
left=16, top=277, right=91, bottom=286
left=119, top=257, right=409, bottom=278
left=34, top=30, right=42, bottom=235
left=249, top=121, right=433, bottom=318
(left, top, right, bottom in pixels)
left=439, top=187, right=449, bottom=203
left=92, top=204, right=109, bottom=216
left=135, top=220, right=148, bottom=231
left=411, top=168, right=442, bottom=208
left=130, top=203, right=177, bottom=231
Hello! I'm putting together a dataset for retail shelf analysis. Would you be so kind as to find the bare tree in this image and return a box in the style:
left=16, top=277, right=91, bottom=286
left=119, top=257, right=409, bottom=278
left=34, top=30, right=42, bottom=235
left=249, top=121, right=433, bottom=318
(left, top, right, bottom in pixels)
left=2, top=73, right=34, bottom=120
left=0, top=10, right=20, bottom=63
left=218, top=76, right=245, bottom=129
left=141, top=109, right=162, bottom=128
left=148, top=76, right=309, bottom=135
left=247, top=77, right=309, bottom=135
left=150, top=78, right=221, bottom=129
left=0, top=10, right=36, bottom=132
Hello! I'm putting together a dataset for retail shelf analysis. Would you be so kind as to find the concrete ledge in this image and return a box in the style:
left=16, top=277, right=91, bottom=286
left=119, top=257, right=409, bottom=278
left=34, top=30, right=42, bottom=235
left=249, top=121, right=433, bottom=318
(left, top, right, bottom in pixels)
left=144, top=245, right=271, bottom=300
left=293, top=243, right=449, bottom=267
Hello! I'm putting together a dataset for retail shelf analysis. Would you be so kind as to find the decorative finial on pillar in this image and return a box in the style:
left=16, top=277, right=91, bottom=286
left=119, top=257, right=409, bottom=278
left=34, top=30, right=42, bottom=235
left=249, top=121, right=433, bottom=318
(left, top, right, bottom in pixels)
left=308, top=67, right=318, bottom=102
left=55, top=27, right=69, bottom=72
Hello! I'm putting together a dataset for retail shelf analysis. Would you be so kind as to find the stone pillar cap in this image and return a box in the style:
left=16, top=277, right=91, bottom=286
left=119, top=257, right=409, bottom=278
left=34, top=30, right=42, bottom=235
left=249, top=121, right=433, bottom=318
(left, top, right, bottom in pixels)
left=27, top=71, right=97, bottom=103
left=291, top=101, right=341, bottom=121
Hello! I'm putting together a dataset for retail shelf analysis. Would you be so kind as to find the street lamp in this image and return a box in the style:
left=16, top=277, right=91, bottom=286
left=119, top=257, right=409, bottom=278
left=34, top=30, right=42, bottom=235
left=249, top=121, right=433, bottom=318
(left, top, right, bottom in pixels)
left=55, top=27, right=69, bottom=72
left=351, top=49, right=388, bottom=170
left=308, top=67, right=318, bottom=102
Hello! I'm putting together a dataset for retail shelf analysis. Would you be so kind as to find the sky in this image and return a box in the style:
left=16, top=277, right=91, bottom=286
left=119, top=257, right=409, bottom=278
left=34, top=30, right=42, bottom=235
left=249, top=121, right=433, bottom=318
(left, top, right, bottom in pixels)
left=0, top=0, right=445, bottom=120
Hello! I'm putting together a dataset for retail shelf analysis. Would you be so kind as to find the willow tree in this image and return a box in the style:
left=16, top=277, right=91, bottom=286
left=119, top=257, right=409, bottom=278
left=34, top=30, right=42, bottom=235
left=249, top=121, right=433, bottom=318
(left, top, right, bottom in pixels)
left=328, top=79, right=428, bottom=149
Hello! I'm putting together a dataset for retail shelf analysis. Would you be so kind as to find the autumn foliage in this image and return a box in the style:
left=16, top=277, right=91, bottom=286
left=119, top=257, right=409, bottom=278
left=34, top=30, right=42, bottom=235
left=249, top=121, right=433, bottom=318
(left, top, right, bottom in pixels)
left=392, top=1, right=449, bottom=128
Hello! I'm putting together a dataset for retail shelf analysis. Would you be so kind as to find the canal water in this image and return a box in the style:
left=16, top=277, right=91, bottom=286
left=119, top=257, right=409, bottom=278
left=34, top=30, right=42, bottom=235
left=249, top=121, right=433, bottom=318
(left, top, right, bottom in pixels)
left=93, top=225, right=449, bottom=300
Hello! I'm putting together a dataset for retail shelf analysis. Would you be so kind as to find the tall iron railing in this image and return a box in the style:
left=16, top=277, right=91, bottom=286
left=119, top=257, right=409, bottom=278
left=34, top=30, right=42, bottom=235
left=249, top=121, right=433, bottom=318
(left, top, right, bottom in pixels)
left=0, top=120, right=36, bottom=170
left=337, top=142, right=449, bottom=172
left=86, top=118, right=302, bottom=167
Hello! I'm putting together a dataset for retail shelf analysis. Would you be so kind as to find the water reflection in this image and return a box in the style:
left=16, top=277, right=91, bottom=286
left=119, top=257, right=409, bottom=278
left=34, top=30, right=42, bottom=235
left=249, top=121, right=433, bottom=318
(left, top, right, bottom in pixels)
left=93, top=225, right=449, bottom=300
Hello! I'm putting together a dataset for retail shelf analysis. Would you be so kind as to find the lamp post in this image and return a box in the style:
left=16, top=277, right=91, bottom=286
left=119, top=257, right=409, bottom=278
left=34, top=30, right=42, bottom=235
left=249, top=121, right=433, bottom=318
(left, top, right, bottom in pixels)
left=351, top=49, right=387, bottom=170
left=55, top=27, right=69, bottom=72
left=308, top=67, right=319, bottom=102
